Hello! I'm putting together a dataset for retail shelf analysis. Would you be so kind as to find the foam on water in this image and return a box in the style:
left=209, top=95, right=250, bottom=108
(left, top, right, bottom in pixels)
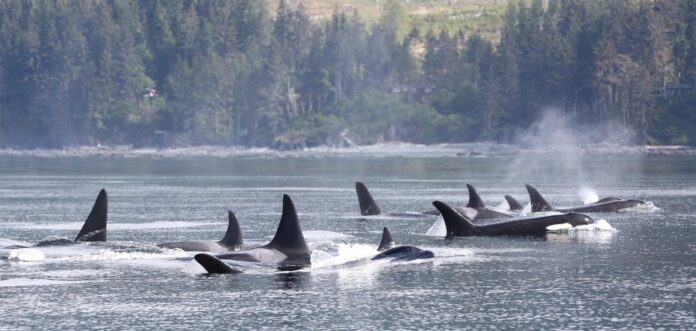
left=311, top=243, right=376, bottom=269
left=0, top=278, right=89, bottom=287
left=621, top=201, right=660, bottom=213
left=8, top=248, right=46, bottom=261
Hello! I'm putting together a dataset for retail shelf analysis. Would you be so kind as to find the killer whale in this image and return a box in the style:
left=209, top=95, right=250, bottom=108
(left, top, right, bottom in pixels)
left=194, top=253, right=242, bottom=274
left=212, top=194, right=311, bottom=271
left=157, top=211, right=242, bottom=252
left=3, top=189, right=110, bottom=248
left=194, top=226, right=431, bottom=274
left=74, top=189, right=108, bottom=242
left=432, top=200, right=593, bottom=238
left=355, top=182, right=438, bottom=217
left=464, top=184, right=515, bottom=220
left=505, top=195, right=524, bottom=211
left=526, top=184, right=646, bottom=213
left=372, top=227, right=434, bottom=262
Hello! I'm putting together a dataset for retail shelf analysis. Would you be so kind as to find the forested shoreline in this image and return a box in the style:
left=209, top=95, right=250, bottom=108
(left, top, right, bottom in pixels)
left=0, top=0, right=695, bottom=149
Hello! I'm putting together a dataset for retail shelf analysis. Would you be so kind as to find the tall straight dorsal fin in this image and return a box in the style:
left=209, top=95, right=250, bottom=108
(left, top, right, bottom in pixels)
left=355, top=182, right=381, bottom=216
left=525, top=184, right=555, bottom=213
left=194, top=253, right=242, bottom=274
left=75, top=189, right=107, bottom=242
left=466, top=184, right=485, bottom=209
left=432, top=201, right=475, bottom=238
left=265, top=195, right=309, bottom=255
left=377, top=227, right=395, bottom=251
left=505, top=195, right=523, bottom=211
left=219, top=210, right=243, bottom=250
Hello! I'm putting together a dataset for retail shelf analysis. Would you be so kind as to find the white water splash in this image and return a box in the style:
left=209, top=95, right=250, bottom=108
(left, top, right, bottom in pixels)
left=311, top=244, right=376, bottom=269
left=621, top=201, right=660, bottom=213
left=425, top=217, right=446, bottom=237
left=8, top=248, right=46, bottom=261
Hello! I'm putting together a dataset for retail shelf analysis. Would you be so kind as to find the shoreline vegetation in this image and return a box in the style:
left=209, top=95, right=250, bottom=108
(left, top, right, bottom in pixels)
left=1, top=0, right=695, bottom=148
left=1, top=143, right=695, bottom=159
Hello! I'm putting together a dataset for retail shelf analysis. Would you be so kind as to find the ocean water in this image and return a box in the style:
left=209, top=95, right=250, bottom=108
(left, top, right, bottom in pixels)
left=0, top=152, right=694, bottom=330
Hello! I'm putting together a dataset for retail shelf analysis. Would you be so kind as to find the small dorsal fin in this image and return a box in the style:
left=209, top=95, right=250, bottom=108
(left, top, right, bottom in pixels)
left=525, top=184, right=555, bottom=213
left=505, top=195, right=524, bottom=211
left=219, top=210, right=243, bottom=250
left=194, top=253, right=242, bottom=274
left=356, top=182, right=381, bottom=216
left=377, top=227, right=395, bottom=251
left=75, top=189, right=108, bottom=242
left=265, top=195, right=309, bottom=255
left=466, top=184, right=485, bottom=209
left=432, top=201, right=475, bottom=238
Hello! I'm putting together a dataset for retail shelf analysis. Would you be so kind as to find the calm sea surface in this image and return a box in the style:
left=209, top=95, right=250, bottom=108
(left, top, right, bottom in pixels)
left=0, top=152, right=694, bottom=330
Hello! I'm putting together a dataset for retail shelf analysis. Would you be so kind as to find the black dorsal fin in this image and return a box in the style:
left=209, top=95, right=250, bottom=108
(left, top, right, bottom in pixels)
left=356, top=182, right=381, bottom=216
left=432, top=201, right=475, bottom=238
left=505, top=195, right=523, bottom=211
left=219, top=210, right=243, bottom=250
left=377, top=227, right=395, bottom=251
left=75, top=189, right=107, bottom=242
left=265, top=195, right=309, bottom=255
left=525, top=184, right=555, bottom=213
left=194, top=253, right=242, bottom=274
left=466, top=184, right=486, bottom=209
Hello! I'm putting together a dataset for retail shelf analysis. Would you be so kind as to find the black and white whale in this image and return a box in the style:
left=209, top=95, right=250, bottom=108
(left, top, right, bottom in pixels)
left=194, top=253, right=242, bottom=274
left=464, top=184, right=515, bottom=220
left=356, top=181, right=438, bottom=217
left=526, top=184, right=647, bottom=213
left=74, top=189, right=108, bottom=242
left=210, top=194, right=311, bottom=271
left=372, top=227, right=434, bottom=262
left=2, top=189, right=109, bottom=249
left=432, top=200, right=594, bottom=238
left=157, top=211, right=242, bottom=253
left=505, top=195, right=524, bottom=211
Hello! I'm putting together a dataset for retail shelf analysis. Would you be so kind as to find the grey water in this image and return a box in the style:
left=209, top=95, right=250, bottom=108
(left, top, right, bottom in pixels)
left=0, top=153, right=694, bottom=330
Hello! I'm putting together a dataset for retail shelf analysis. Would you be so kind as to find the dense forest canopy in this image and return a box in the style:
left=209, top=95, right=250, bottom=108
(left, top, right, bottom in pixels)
left=0, top=0, right=695, bottom=148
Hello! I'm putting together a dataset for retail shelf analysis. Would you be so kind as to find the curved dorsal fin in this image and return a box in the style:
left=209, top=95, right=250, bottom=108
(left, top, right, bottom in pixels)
left=525, top=184, right=555, bottom=212
left=194, top=253, right=242, bottom=274
left=505, top=195, right=524, bottom=211
left=377, top=227, right=395, bottom=251
left=219, top=210, right=243, bottom=250
left=356, top=182, right=381, bottom=216
left=432, top=201, right=475, bottom=238
left=466, top=184, right=485, bottom=209
left=75, top=189, right=108, bottom=242
left=265, top=195, right=309, bottom=255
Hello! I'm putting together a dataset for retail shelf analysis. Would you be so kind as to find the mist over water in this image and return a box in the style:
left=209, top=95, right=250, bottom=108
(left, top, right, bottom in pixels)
left=507, top=109, right=643, bottom=199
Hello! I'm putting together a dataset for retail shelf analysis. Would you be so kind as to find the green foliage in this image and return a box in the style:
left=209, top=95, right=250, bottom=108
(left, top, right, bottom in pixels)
left=0, top=0, right=694, bottom=148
